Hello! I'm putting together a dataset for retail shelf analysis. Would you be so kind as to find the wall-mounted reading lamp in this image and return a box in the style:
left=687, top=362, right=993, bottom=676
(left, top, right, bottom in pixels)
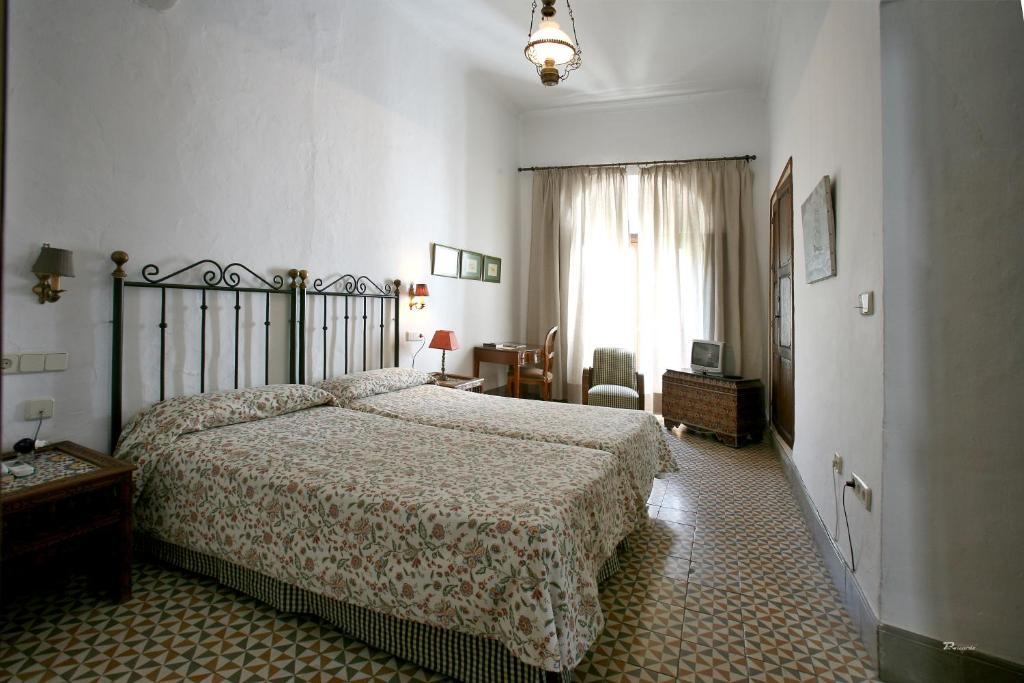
left=31, top=243, right=75, bottom=304
left=409, top=283, right=429, bottom=310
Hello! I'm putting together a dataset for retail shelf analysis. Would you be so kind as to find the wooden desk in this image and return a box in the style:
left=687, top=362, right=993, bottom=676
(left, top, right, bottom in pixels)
left=473, top=345, right=541, bottom=398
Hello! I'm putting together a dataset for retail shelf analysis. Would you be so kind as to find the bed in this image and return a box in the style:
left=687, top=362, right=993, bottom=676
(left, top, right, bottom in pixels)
left=108, top=253, right=636, bottom=682
left=116, top=384, right=633, bottom=679
left=316, top=368, right=677, bottom=523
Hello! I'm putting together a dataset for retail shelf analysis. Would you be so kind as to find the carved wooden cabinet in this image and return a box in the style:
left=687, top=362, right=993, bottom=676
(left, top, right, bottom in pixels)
left=662, top=370, right=765, bottom=447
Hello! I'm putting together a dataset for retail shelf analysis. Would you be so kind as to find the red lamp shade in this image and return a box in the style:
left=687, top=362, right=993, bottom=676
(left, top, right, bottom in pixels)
left=413, top=283, right=429, bottom=297
left=429, top=330, right=459, bottom=351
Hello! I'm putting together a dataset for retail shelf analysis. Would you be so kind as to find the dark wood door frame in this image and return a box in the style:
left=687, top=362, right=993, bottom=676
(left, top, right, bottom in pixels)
left=770, top=158, right=795, bottom=447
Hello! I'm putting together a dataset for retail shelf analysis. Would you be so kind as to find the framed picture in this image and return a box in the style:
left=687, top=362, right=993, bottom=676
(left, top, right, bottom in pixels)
left=431, top=243, right=460, bottom=278
left=460, top=250, right=483, bottom=280
left=800, top=175, right=837, bottom=283
left=482, top=255, right=501, bottom=283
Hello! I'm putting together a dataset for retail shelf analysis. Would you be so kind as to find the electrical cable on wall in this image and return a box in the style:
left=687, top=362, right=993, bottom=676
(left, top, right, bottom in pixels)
left=410, top=338, right=426, bottom=368
left=842, top=481, right=857, bottom=572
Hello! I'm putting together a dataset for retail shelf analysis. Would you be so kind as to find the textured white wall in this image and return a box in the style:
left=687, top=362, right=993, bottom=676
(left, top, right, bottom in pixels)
left=765, top=1, right=884, bottom=614
left=881, top=0, right=1024, bottom=663
left=2, top=0, right=521, bottom=452
left=517, top=91, right=770, bottom=385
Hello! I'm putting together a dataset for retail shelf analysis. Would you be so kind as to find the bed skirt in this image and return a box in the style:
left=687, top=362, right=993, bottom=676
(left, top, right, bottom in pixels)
left=139, top=535, right=626, bottom=683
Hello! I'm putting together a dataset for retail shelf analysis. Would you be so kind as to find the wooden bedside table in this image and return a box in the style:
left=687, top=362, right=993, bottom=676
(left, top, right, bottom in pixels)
left=1, top=441, right=135, bottom=602
left=431, top=372, right=485, bottom=392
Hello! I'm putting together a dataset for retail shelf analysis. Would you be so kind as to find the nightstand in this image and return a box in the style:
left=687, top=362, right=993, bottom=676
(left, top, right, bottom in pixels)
left=431, top=372, right=485, bottom=392
left=1, top=440, right=135, bottom=602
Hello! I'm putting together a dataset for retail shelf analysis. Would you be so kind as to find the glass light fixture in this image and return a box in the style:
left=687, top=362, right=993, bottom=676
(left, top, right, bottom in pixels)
left=524, top=0, right=581, bottom=86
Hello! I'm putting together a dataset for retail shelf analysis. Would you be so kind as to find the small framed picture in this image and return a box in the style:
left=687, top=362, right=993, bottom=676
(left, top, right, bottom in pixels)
left=483, top=255, right=501, bottom=283
left=460, top=250, right=483, bottom=280
left=431, top=243, right=460, bottom=278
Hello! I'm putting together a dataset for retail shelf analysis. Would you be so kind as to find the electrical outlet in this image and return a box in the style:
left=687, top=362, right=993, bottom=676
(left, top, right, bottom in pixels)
left=832, top=453, right=843, bottom=474
left=1, top=354, right=17, bottom=373
left=405, top=331, right=424, bottom=342
left=25, top=397, right=55, bottom=420
left=851, top=472, right=872, bottom=511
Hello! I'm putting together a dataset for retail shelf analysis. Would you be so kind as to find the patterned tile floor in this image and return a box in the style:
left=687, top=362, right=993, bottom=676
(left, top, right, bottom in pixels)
left=0, top=429, right=878, bottom=682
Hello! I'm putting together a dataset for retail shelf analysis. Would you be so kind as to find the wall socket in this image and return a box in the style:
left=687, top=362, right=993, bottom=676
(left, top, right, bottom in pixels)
left=832, top=452, right=843, bottom=474
left=851, top=472, right=872, bottom=511
left=25, top=397, right=55, bottom=420
left=405, top=331, right=424, bottom=342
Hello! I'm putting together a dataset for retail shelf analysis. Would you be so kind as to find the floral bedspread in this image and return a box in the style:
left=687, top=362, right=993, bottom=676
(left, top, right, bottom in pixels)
left=338, top=384, right=677, bottom=522
left=117, top=399, right=633, bottom=672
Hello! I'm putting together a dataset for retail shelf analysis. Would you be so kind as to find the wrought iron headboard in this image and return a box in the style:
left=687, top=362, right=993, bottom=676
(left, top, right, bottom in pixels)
left=109, top=250, right=301, bottom=451
left=300, top=273, right=401, bottom=384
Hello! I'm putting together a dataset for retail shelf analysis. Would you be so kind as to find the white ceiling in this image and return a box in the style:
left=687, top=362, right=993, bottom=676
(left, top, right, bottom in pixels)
left=390, top=0, right=782, bottom=112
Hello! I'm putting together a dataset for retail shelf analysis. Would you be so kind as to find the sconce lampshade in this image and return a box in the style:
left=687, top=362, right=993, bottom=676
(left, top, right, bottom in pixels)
left=429, top=330, right=459, bottom=352
left=32, top=244, right=75, bottom=277
left=413, top=283, right=429, bottom=298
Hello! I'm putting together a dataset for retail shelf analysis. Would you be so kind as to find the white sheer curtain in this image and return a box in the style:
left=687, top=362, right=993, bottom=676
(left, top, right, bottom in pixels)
left=526, top=159, right=752, bottom=405
left=526, top=167, right=631, bottom=402
left=637, top=160, right=753, bottom=396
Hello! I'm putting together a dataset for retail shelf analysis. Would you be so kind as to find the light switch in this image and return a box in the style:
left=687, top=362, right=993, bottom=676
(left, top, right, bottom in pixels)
left=19, top=353, right=45, bottom=372
left=44, top=352, right=69, bottom=371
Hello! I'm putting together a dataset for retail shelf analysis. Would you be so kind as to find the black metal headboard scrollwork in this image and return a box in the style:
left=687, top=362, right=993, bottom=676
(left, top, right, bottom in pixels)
left=301, top=274, right=401, bottom=384
left=109, top=251, right=300, bottom=451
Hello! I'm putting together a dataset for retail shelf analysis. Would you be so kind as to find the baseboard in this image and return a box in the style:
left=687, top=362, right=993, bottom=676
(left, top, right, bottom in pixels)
left=878, top=625, right=1024, bottom=683
left=770, top=428, right=880, bottom=668
left=769, top=428, right=1024, bottom=682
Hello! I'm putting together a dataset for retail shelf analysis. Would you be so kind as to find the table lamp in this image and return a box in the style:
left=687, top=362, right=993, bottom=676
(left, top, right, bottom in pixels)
left=429, top=330, right=459, bottom=380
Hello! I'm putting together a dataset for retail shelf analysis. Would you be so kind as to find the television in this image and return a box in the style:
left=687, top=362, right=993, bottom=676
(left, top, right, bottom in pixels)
left=690, top=339, right=725, bottom=375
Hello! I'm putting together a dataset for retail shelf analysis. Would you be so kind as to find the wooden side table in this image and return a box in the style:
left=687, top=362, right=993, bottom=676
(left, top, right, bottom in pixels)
left=662, top=370, right=765, bottom=447
left=431, top=372, right=485, bottom=392
left=1, top=440, right=135, bottom=602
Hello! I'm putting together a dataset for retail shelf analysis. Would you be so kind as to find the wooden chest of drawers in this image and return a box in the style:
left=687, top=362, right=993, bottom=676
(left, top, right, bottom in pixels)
left=662, top=370, right=765, bottom=447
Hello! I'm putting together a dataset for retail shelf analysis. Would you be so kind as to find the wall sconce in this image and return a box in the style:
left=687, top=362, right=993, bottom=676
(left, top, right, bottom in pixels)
left=409, top=283, right=429, bottom=310
left=31, top=243, right=75, bottom=304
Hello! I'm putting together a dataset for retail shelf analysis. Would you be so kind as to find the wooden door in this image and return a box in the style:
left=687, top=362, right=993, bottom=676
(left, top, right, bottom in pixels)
left=770, top=159, right=795, bottom=447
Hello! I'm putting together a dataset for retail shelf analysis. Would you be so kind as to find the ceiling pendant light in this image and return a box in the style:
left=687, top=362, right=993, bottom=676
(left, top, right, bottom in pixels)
left=524, top=0, right=581, bottom=86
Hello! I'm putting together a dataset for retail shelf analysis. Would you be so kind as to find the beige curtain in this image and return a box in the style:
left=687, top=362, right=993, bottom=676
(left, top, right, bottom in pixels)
left=526, top=167, right=630, bottom=402
left=637, top=160, right=753, bottom=395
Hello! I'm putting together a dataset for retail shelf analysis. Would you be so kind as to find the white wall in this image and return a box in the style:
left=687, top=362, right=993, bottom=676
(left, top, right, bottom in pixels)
left=517, top=90, right=770, bottom=385
left=881, top=0, right=1024, bottom=664
left=2, top=0, right=521, bottom=453
left=765, top=1, right=884, bottom=614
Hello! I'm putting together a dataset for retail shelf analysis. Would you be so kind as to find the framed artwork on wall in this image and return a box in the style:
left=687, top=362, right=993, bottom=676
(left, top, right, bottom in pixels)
left=800, top=175, right=837, bottom=283
left=431, top=243, right=460, bottom=278
left=483, top=255, right=501, bottom=283
left=460, top=250, right=483, bottom=280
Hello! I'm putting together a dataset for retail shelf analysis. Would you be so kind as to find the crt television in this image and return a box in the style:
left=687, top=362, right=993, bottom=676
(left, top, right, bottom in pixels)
left=690, top=339, right=725, bottom=375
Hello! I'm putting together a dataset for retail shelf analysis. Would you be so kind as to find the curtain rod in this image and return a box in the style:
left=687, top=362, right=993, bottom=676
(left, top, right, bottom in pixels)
left=517, top=154, right=756, bottom=173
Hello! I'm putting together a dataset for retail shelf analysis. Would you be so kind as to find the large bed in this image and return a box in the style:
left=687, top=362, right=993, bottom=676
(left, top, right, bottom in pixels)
left=108, top=253, right=668, bottom=682
left=316, top=369, right=677, bottom=518
left=116, top=384, right=633, bottom=679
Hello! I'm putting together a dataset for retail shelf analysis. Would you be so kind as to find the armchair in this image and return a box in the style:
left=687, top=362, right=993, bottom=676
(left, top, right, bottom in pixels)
left=582, top=347, right=645, bottom=410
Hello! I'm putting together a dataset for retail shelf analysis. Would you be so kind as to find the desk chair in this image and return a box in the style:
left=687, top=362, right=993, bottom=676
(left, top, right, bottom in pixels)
left=508, top=325, right=558, bottom=400
left=582, top=347, right=645, bottom=410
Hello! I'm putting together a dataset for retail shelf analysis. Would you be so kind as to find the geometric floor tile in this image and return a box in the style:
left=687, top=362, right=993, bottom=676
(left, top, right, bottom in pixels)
left=0, top=429, right=878, bottom=682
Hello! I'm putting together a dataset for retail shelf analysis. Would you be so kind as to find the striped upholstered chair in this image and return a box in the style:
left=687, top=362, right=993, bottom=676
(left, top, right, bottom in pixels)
left=582, top=348, right=645, bottom=411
